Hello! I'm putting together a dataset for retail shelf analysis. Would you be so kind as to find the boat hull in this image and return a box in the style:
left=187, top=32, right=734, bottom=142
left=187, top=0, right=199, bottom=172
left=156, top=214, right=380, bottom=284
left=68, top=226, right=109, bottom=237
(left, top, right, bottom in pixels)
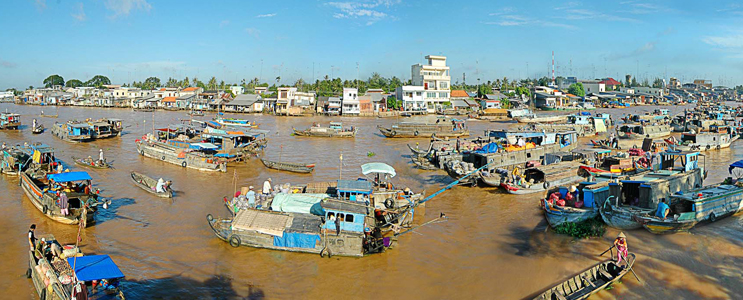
left=136, top=141, right=227, bottom=172
left=543, top=202, right=598, bottom=227
left=20, top=172, right=96, bottom=226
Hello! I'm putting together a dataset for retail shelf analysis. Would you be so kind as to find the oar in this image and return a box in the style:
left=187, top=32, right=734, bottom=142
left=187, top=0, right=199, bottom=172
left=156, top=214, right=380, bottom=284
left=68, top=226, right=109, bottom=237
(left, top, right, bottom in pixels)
left=599, top=245, right=614, bottom=257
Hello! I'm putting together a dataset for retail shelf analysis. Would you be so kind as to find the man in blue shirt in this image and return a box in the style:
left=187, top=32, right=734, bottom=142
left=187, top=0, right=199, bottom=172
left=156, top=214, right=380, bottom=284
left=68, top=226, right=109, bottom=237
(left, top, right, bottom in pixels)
left=656, top=199, right=670, bottom=219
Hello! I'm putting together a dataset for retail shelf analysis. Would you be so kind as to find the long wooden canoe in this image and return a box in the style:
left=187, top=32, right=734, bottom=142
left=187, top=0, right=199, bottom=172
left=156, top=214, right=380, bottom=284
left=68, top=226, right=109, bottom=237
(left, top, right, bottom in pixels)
left=130, top=171, right=173, bottom=198
left=532, top=253, right=636, bottom=300
left=72, top=156, right=112, bottom=169
left=260, top=158, right=315, bottom=173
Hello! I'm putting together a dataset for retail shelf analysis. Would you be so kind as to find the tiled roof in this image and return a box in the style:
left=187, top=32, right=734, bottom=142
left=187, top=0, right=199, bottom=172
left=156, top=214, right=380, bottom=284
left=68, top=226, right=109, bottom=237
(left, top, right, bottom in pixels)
left=451, top=90, right=469, bottom=98
left=162, top=97, right=177, bottom=103
left=182, top=87, right=199, bottom=92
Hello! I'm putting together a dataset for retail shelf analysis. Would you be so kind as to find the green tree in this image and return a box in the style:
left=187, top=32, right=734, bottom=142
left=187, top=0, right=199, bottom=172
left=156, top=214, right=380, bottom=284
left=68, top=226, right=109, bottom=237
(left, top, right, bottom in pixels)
left=143, top=77, right=161, bottom=90
left=386, top=95, right=400, bottom=110
left=652, top=78, right=664, bottom=88
left=477, top=84, right=491, bottom=97
left=85, top=75, right=111, bottom=88
left=208, top=77, right=217, bottom=90
left=43, top=74, right=65, bottom=87
left=165, top=77, right=178, bottom=87
left=568, top=82, right=586, bottom=97
left=219, top=80, right=226, bottom=90
left=65, top=79, right=84, bottom=88
left=515, top=86, right=531, bottom=98
left=181, top=77, right=190, bottom=88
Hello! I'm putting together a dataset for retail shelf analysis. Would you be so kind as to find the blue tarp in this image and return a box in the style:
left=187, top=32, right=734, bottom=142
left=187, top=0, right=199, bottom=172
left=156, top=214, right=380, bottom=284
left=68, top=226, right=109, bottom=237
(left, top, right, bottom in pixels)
left=337, top=180, right=373, bottom=195
left=474, top=142, right=499, bottom=154
left=729, top=160, right=743, bottom=174
left=273, top=232, right=321, bottom=249
left=66, top=255, right=125, bottom=281
left=47, top=172, right=91, bottom=182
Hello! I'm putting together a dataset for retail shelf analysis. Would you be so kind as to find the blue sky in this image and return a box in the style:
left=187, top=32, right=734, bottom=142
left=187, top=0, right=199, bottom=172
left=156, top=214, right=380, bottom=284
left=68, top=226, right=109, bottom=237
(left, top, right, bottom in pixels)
left=2, top=0, right=743, bottom=90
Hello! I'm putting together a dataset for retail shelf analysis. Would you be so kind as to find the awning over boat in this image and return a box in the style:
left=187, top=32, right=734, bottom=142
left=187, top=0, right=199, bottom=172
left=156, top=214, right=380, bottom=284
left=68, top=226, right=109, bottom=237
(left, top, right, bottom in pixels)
left=270, top=193, right=328, bottom=215
left=206, top=121, right=221, bottom=128
left=189, top=143, right=219, bottom=150
left=361, top=162, right=396, bottom=178
left=47, top=172, right=92, bottom=182
left=473, top=142, right=499, bottom=154
left=66, top=255, right=125, bottom=281
left=729, top=160, right=743, bottom=173
left=68, top=123, right=91, bottom=128
left=233, top=209, right=291, bottom=237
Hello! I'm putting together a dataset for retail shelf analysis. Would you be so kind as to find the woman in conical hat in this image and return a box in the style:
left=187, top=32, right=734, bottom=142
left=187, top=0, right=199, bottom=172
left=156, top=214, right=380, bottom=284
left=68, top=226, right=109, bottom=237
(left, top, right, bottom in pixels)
left=614, top=232, right=628, bottom=265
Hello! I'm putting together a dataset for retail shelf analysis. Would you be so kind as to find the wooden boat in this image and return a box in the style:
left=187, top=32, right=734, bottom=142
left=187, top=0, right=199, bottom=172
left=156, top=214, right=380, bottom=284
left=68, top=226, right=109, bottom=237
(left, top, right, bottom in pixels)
left=599, top=151, right=705, bottom=230
left=72, top=156, right=111, bottom=169
left=666, top=129, right=738, bottom=152
left=51, top=122, right=94, bottom=143
left=188, top=110, right=205, bottom=116
left=27, top=234, right=126, bottom=300
left=411, top=155, right=438, bottom=170
left=133, top=107, right=154, bottom=112
left=590, top=139, right=612, bottom=149
left=293, top=122, right=358, bottom=138
left=500, top=162, right=584, bottom=195
left=407, top=143, right=431, bottom=155
left=634, top=184, right=743, bottom=234
left=130, top=171, right=173, bottom=198
left=1, top=146, right=31, bottom=175
left=135, top=138, right=227, bottom=172
left=32, top=124, right=44, bottom=134
left=20, top=171, right=99, bottom=226
left=260, top=158, right=315, bottom=173
left=0, top=112, right=21, bottom=129
left=479, top=172, right=502, bottom=187
left=514, top=114, right=566, bottom=124
left=377, top=120, right=469, bottom=138
left=87, top=118, right=123, bottom=139
left=616, top=124, right=671, bottom=140
left=214, top=116, right=258, bottom=128
left=531, top=254, right=636, bottom=300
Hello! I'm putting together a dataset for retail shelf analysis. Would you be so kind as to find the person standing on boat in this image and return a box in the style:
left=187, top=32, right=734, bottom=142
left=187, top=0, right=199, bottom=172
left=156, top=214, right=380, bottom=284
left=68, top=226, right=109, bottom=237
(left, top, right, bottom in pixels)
left=28, top=224, right=37, bottom=250
left=98, top=149, right=105, bottom=165
left=261, top=178, right=272, bottom=209
left=32, top=119, right=37, bottom=129
left=246, top=186, right=256, bottom=208
left=59, top=190, right=69, bottom=216
left=156, top=178, right=166, bottom=193
left=614, top=232, right=629, bottom=264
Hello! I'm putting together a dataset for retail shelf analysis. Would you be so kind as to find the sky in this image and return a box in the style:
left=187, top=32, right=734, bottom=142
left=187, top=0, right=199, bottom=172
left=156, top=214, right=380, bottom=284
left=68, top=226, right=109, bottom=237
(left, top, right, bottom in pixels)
left=2, top=0, right=743, bottom=90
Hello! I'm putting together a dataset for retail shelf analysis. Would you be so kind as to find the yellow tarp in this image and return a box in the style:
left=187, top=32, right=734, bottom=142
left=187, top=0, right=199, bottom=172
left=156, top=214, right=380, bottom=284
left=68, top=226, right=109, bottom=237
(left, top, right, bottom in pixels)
left=594, top=119, right=607, bottom=133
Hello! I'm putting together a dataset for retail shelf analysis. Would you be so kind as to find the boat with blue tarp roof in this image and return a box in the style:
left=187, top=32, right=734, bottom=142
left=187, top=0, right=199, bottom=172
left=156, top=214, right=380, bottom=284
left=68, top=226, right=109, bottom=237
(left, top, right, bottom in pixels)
left=20, top=170, right=101, bottom=226
left=51, top=121, right=94, bottom=143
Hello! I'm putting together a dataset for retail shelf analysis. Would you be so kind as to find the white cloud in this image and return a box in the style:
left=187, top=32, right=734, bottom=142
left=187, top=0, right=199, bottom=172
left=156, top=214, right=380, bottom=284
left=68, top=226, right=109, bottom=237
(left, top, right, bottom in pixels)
left=486, top=13, right=576, bottom=30
left=489, top=7, right=515, bottom=16
left=256, top=13, right=277, bottom=18
left=608, top=42, right=656, bottom=60
left=703, top=34, right=743, bottom=49
left=245, top=28, right=260, bottom=39
left=326, top=0, right=400, bottom=25
left=105, top=0, right=152, bottom=19
left=72, top=3, right=86, bottom=21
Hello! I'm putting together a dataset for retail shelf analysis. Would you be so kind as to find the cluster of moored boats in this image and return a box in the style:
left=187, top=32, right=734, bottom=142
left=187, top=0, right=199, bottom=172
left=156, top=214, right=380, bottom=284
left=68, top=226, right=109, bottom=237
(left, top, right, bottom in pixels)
left=7, top=102, right=743, bottom=299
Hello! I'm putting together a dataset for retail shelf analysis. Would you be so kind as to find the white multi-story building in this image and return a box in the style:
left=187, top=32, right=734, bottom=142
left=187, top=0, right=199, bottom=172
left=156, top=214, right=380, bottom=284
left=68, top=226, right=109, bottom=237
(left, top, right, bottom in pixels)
left=579, top=80, right=605, bottom=94
left=395, top=86, right=426, bottom=110
left=230, top=85, right=244, bottom=95
left=412, top=55, right=450, bottom=111
left=342, top=87, right=360, bottom=115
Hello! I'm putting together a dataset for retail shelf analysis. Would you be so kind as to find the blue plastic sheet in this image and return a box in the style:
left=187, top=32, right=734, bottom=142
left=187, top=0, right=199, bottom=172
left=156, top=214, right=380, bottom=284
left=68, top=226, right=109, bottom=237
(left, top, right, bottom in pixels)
left=47, top=172, right=92, bottom=182
left=273, top=232, right=321, bottom=249
left=474, top=142, right=499, bottom=154
left=729, top=160, right=743, bottom=174
left=66, top=255, right=124, bottom=281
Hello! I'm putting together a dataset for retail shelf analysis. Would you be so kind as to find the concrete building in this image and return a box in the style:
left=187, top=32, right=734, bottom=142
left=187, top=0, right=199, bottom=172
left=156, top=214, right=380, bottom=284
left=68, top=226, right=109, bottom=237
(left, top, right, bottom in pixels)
left=580, top=80, right=605, bottom=93
left=255, top=86, right=268, bottom=94
left=633, top=86, right=665, bottom=97
left=341, top=87, right=360, bottom=115
left=693, top=79, right=712, bottom=89
left=557, top=77, right=577, bottom=90
left=412, top=55, right=450, bottom=111
left=180, top=87, right=204, bottom=96
left=669, top=77, right=681, bottom=89
left=294, top=91, right=316, bottom=107
left=230, top=86, right=244, bottom=95
left=396, top=86, right=425, bottom=110
left=327, top=97, right=342, bottom=115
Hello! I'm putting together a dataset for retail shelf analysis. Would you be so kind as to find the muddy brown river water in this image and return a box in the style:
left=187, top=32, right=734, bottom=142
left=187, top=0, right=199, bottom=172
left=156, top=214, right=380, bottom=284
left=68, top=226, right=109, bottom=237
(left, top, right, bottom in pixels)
left=1, top=103, right=742, bottom=299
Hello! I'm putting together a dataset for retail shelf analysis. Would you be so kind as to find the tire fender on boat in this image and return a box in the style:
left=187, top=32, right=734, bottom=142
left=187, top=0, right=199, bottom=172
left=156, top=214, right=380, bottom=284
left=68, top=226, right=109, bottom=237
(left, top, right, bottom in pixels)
left=543, top=181, right=550, bottom=189
left=709, top=213, right=717, bottom=222
left=207, top=214, right=214, bottom=222
left=229, top=235, right=241, bottom=248
left=140, top=150, right=145, bottom=156
left=414, top=130, right=419, bottom=136
left=161, top=156, right=166, bottom=161
left=384, top=198, right=394, bottom=209
left=181, top=161, right=187, bottom=167
left=706, top=145, right=711, bottom=150
left=42, top=205, right=48, bottom=214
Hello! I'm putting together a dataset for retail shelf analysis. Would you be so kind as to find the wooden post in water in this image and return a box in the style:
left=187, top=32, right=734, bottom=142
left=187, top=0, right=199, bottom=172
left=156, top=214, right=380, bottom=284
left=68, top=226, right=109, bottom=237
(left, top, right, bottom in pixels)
left=339, top=152, right=343, bottom=181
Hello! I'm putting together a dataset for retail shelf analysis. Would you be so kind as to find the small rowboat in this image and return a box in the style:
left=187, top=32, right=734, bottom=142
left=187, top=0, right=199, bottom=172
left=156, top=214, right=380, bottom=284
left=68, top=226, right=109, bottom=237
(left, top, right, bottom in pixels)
left=72, top=156, right=111, bottom=169
left=260, top=158, right=314, bottom=173
left=532, top=253, right=636, bottom=300
left=32, top=125, right=45, bottom=134
left=130, top=171, right=173, bottom=198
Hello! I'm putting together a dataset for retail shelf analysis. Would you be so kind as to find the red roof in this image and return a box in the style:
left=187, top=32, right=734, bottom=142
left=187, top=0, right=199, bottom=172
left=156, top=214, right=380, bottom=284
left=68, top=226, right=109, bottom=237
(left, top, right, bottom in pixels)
left=451, top=90, right=469, bottom=98
left=162, top=97, right=176, bottom=103
left=182, top=87, right=199, bottom=92
left=159, top=88, right=166, bottom=91
left=599, top=78, right=621, bottom=85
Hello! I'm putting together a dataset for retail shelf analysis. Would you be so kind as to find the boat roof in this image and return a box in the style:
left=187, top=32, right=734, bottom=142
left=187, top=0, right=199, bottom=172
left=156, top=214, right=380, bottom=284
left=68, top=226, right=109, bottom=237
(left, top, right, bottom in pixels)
left=573, top=148, right=612, bottom=154
left=729, top=160, right=743, bottom=173
left=68, top=123, right=91, bottom=128
left=88, top=122, right=111, bottom=126
left=361, top=162, right=396, bottom=177
left=337, top=180, right=373, bottom=194
left=66, top=255, right=125, bottom=281
left=30, top=144, right=54, bottom=153
left=672, top=185, right=741, bottom=202
left=47, top=171, right=92, bottom=182
left=321, top=198, right=369, bottom=214
left=189, top=142, right=219, bottom=150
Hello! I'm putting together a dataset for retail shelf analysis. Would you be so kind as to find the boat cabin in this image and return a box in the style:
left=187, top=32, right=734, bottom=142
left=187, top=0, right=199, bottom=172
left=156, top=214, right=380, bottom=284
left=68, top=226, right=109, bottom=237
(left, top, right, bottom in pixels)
left=485, top=130, right=577, bottom=147
left=321, top=199, right=369, bottom=234
left=336, top=179, right=373, bottom=202
left=329, top=122, right=344, bottom=130
left=667, top=185, right=743, bottom=222
left=66, top=123, right=93, bottom=139
left=0, top=112, right=20, bottom=128
left=21, top=144, right=60, bottom=172
left=39, top=172, right=96, bottom=211
left=88, top=121, right=115, bottom=137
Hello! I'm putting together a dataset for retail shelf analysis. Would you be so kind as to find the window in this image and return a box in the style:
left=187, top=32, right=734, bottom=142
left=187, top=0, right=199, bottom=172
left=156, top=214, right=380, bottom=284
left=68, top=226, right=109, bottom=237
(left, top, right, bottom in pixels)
left=427, top=92, right=436, bottom=98
left=327, top=212, right=335, bottom=220
left=416, top=92, right=422, bottom=96
left=439, top=92, right=448, bottom=98
left=337, top=213, right=345, bottom=221
left=440, top=82, right=448, bottom=89
left=345, top=214, right=354, bottom=222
